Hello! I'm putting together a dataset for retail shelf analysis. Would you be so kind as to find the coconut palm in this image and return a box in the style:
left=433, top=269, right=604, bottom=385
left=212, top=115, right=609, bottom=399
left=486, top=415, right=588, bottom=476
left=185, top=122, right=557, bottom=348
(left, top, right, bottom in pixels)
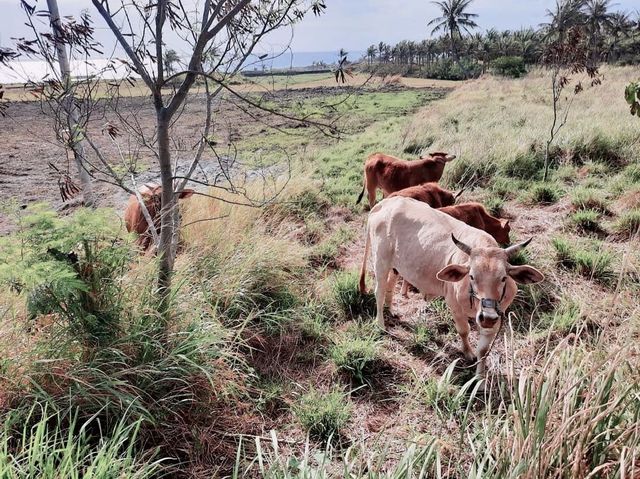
left=428, top=0, right=479, bottom=60
left=542, top=0, right=586, bottom=41
left=584, top=0, right=615, bottom=61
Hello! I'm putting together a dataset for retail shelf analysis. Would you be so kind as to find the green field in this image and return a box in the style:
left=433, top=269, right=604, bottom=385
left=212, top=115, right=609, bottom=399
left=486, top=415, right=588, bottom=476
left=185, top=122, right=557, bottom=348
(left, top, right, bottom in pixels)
left=1, top=67, right=640, bottom=477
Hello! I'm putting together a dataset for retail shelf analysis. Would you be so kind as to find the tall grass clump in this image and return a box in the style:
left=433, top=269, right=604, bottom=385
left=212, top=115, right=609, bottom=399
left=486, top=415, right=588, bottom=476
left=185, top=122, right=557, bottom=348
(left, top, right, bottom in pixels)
left=614, top=209, right=640, bottom=239
left=568, top=209, right=603, bottom=234
left=552, top=237, right=615, bottom=284
left=525, top=182, right=563, bottom=205
left=237, top=432, right=443, bottom=478
left=330, top=323, right=381, bottom=384
left=0, top=407, right=163, bottom=478
left=332, top=270, right=376, bottom=319
left=293, top=389, right=352, bottom=441
left=570, top=187, right=610, bottom=213
left=467, top=345, right=640, bottom=478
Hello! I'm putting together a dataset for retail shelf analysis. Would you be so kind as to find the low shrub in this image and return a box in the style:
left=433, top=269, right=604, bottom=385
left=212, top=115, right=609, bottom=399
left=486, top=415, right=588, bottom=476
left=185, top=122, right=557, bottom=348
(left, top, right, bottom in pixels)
left=491, top=56, right=527, bottom=78
left=570, top=134, right=626, bottom=168
left=293, top=388, right=352, bottom=441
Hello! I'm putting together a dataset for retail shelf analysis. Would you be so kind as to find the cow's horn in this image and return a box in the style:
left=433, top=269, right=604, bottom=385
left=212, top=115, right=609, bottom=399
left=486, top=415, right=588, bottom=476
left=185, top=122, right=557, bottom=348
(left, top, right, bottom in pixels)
left=504, top=238, right=533, bottom=258
left=445, top=154, right=456, bottom=162
left=451, top=234, right=472, bottom=256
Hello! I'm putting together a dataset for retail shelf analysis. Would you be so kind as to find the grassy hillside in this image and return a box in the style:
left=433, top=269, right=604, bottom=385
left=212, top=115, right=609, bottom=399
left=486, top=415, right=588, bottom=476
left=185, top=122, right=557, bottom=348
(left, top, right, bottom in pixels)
left=1, top=68, right=639, bottom=477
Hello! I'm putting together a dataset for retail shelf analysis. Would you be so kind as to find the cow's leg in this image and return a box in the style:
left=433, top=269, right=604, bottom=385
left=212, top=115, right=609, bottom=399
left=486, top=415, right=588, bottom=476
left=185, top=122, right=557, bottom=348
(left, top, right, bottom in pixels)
left=385, top=269, right=398, bottom=307
left=400, top=278, right=409, bottom=297
left=367, top=186, right=377, bottom=208
left=452, top=313, right=475, bottom=361
left=374, top=261, right=392, bottom=329
left=476, top=320, right=501, bottom=376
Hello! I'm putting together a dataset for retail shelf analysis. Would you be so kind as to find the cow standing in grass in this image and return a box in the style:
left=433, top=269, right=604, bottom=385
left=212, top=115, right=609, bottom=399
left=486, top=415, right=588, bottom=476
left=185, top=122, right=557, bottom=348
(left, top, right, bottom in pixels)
left=356, top=152, right=456, bottom=207
left=388, top=182, right=457, bottom=208
left=359, top=196, right=543, bottom=376
left=124, top=183, right=194, bottom=252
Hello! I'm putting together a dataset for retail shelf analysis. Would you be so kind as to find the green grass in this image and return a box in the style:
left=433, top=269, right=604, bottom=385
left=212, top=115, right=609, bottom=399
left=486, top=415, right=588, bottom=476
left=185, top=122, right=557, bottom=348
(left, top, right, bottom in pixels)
left=570, top=187, right=610, bottom=213
left=293, top=388, right=352, bottom=441
left=0, top=407, right=163, bottom=478
left=613, top=209, right=640, bottom=239
left=568, top=209, right=603, bottom=234
left=308, top=226, right=355, bottom=268
left=525, top=182, right=563, bottom=205
left=538, top=298, right=582, bottom=333
left=331, top=270, right=376, bottom=319
left=552, top=237, right=615, bottom=285
left=410, top=324, right=435, bottom=354
left=330, top=323, right=381, bottom=384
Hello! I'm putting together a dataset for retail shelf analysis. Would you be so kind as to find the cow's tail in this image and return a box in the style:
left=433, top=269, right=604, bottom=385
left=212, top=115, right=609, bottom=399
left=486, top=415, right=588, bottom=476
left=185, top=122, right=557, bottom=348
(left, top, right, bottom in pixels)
left=356, top=175, right=366, bottom=205
left=359, top=221, right=371, bottom=293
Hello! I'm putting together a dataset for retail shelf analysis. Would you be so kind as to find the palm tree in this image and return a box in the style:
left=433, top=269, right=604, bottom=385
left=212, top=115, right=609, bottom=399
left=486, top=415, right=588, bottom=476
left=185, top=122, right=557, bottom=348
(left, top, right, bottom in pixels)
left=605, top=11, right=632, bottom=61
left=583, top=0, right=615, bottom=62
left=428, top=0, right=479, bottom=60
left=542, top=0, right=586, bottom=41
left=366, top=45, right=377, bottom=64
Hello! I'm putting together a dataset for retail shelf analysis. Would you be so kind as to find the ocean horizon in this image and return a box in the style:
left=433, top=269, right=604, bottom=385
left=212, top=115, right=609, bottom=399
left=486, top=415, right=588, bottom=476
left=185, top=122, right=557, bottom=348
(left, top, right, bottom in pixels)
left=0, top=50, right=365, bottom=84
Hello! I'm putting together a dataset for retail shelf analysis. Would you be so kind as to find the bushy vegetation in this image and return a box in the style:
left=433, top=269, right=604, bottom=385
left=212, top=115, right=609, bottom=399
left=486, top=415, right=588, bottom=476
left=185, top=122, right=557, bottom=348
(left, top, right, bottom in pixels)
left=552, top=237, right=615, bottom=284
left=2, top=66, right=639, bottom=477
left=491, top=56, right=527, bottom=78
left=293, top=389, right=352, bottom=441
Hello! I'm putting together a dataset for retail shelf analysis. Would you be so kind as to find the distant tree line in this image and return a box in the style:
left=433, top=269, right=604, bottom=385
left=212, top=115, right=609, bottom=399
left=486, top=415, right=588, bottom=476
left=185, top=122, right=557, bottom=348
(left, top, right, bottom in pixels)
left=363, top=0, right=640, bottom=79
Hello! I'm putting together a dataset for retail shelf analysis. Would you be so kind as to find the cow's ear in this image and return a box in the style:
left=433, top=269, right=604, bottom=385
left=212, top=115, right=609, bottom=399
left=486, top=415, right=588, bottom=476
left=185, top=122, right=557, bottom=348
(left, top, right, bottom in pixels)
left=436, top=264, right=469, bottom=283
left=508, top=265, right=544, bottom=284
left=179, top=189, right=195, bottom=199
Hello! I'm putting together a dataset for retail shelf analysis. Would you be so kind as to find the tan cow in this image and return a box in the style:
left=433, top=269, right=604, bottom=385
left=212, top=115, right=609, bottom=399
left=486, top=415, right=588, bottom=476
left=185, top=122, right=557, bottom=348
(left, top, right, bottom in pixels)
left=388, top=182, right=456, bottom=208
left=359, top=197, right=543, bottom=376
left=356, top=152, right=456, bottom=207
left=124, top=183, right=194, bottom=251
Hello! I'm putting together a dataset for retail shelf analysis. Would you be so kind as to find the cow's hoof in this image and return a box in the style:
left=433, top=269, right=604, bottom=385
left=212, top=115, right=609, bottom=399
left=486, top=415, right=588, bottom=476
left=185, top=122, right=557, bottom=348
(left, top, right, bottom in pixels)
left=463, top=350, right=476, bottom=362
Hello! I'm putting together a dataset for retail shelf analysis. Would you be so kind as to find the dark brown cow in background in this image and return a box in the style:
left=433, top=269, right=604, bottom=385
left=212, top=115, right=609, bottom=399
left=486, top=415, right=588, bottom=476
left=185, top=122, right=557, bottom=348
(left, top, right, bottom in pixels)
left=356, top=151, right=456, bottom=207
left=388, top=182, right=457, bottom=208
left=438, top=203, right=511, bottom=245
left=124, top=183, right=194, bottom=251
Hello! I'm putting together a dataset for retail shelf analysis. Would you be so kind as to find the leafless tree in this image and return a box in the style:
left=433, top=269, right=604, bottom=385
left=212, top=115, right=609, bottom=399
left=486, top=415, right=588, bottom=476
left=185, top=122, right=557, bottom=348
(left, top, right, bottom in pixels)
left=2, top=0, right=334, bottom=317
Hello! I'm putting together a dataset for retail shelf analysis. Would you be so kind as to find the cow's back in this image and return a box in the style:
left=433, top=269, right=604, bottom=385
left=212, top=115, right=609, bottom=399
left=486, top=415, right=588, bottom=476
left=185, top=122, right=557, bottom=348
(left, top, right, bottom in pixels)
left=369, top=197, right=495, bottom=296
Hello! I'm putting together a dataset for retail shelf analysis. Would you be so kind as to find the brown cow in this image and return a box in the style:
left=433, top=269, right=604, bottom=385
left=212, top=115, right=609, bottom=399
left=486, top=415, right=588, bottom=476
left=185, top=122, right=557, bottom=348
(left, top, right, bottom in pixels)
left=388, top=182, right=456, bottom=208
left=438, top=203, right=510, bottom=245
left=400, top=202, right=511, bottom=297
left=124, top=183, right=194, bottom=251
left=356, top=152, right=456, bottom=207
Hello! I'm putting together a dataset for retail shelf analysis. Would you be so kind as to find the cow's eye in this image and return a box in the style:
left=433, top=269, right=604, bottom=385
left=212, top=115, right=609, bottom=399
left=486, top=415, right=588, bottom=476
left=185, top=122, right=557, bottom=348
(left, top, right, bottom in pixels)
left=501, top=277, right=507, bottom=282
left=469, top=275, right=474, bottom=281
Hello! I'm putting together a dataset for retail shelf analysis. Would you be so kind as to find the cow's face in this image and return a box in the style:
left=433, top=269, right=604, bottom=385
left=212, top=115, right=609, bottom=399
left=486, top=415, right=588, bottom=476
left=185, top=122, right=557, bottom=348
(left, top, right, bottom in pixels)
left=495, top=220, right=511, bottom=245
left=436, top=235, right=544, bottom=329
left=427, top=152, right=456, bottom=163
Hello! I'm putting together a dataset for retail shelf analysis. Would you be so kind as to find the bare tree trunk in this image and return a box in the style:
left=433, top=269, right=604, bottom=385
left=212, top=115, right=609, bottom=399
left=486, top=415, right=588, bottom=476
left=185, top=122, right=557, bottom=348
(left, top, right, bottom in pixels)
left=156, top=108, right=176, bottom=311
left=46, top=0, right=94, bottom=206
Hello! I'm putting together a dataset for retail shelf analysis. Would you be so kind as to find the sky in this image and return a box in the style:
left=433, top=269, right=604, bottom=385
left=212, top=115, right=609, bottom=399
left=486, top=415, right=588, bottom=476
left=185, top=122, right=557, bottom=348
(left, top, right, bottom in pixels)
left=0, top=0, right=638, bottom=54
